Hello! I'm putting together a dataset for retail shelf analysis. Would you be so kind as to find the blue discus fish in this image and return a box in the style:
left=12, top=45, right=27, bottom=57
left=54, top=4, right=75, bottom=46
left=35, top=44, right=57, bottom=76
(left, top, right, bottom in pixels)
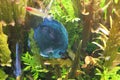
left=26, top=3, right=68, bottom=58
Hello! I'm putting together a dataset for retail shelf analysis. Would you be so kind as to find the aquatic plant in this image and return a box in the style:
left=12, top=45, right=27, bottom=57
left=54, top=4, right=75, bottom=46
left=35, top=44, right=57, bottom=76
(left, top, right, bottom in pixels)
left=0, top=69, right=8, bottom=80
left=90, top=0, right=120, bottom=69
left=0, top=22, right=11, bottom=80
left=22, top=52, right=48, bottom=80
left=0, top=0, right=28, bottom=79
left=0, top=22, right=11, bottom=67
left=0, top=0, right=27, bottom=24
left=0, top=0, right=120, bottom=80
left=103, top=0, right=120, bottom=69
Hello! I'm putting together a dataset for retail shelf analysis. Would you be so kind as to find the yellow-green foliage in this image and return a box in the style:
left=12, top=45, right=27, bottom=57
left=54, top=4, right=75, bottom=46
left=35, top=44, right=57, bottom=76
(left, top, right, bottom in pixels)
left=0, top=0, right=13, bottom=23
left=0, top=22, right=11, bottom=66
left=0, top=69, right=8, bottom=80
left=0, top=0, right=27, bottom=24
left=103, top=16, right=120, bottom=68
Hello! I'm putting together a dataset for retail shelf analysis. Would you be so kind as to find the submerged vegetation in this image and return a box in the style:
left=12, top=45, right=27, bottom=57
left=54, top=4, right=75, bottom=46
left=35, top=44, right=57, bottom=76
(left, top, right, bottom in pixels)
left=0, top=0, right=120, bottom=80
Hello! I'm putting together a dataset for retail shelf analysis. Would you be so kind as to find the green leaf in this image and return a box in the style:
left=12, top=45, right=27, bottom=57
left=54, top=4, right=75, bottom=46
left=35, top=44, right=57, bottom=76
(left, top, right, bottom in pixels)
left=0, top=22, right=11, bottom=67
left=22, top=52, right=48, bottom=80
left=114, top=0, right=119, bottom=4
left=33, top=72, right=39, bottom=80
left=100, top=0, right=105, bottom=7
left=0, top=69, right=8, bottom=80
left=23, top=66, right=31, bottom=71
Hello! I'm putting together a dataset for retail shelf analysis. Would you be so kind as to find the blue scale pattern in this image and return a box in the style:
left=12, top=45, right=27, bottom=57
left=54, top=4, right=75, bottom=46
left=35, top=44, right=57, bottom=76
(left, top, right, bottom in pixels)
left=34, top=18, right=68, bottom=58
